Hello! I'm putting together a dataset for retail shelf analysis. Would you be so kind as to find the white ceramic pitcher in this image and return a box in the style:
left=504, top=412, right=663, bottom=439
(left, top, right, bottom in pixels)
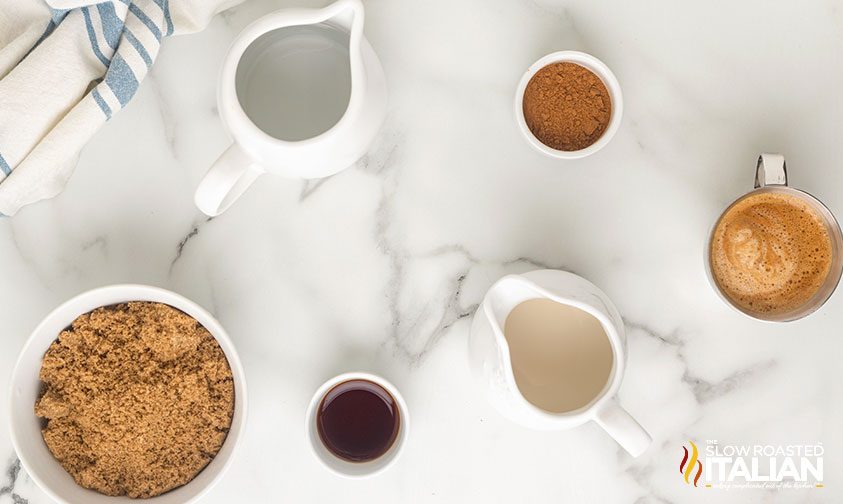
left=195, top=0, right=387, bottom=216
left=468, top=269, right=651, bottom=457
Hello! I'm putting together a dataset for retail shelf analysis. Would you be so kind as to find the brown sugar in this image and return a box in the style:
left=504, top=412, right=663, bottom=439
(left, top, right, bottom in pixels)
left=522, top=62, right=612, bottom=151
left=35, top=302, right=235, bottom=498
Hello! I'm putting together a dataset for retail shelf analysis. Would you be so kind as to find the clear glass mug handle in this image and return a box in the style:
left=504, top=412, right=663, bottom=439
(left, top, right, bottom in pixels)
left=755, top=153, right=788, bottom=188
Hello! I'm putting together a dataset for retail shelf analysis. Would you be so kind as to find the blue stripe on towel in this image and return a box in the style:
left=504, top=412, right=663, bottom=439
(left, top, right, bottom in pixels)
left=164, top=0, right=173, bottom=36
left=35, top=20, right=57, bottom=46
left=123, top=29, right=152, bottom=67
left=92, top=88, right=113, bottom=119
left=0, top=153, right=11, bottom=176
left=96, top=3, right=123, bottom=50
left=128, top=4, right=162, bottom=41
left=105, top=54, right=139, bottom=106
left=50, top=8, right=69, bottom=24
left=152, top=0, right=174, bottom=36
left=82, top=7, right=110, bottom=67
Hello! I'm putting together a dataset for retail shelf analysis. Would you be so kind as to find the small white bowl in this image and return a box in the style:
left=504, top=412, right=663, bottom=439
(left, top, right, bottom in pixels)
left=514, top=50, right=623, bottom=159
left=305, top=372, right=409, bottom=478
left=8, top=285, right=248, bottom=504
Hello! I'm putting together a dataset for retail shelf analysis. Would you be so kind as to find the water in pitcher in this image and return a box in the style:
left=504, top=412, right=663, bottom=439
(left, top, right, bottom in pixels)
left=235, top=23, right=352, bottom=141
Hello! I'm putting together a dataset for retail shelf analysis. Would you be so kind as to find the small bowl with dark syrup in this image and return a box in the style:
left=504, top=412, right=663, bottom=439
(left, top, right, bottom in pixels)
left=306, top=372, right=409, bottom=477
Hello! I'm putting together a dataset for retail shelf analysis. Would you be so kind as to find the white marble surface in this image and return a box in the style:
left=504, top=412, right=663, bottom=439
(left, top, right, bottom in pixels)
left=2, top=0, right=843, bottom=502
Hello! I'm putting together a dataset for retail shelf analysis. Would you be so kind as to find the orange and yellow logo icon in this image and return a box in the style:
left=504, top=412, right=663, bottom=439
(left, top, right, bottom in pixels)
left=680, top=441, right=703, bottom=487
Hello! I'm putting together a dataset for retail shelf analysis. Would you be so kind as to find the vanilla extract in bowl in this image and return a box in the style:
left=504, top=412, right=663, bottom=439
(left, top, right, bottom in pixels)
left=315, top=379, right=401, bottom=462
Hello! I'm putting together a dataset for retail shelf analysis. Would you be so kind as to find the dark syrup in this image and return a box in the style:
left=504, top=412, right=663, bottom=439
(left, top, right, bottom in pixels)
left=316, top=379, right=400, bottom=462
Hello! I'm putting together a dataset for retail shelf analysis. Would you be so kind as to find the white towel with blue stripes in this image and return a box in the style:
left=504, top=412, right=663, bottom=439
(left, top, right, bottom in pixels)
left=0, top=0, right=241, bottom=216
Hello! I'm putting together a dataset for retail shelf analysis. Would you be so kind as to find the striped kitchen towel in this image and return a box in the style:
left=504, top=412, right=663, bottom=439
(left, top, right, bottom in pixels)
left=0, top=0, right=242, bottom=216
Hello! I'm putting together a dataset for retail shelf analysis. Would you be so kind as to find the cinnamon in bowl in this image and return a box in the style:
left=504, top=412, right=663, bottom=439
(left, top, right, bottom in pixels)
left=515, top=51, right=622, bottom=158
left=522, top=62, right=612, bottom=151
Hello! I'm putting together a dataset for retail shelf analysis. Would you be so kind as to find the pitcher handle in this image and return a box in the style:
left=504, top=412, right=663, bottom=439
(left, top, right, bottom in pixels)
left=755, top=153, right=788, bottom=188
left=594, top=398, right=651, bottom=457
left=195, top=144, right=265, bottom=217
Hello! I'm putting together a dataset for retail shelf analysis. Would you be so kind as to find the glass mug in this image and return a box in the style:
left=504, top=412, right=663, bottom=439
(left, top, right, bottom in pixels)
left=705, top=153, right=843, bottom=321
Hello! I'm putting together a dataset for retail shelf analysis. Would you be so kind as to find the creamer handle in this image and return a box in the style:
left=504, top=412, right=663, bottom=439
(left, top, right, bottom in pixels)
left=195, top=144, right=264, bottom=217
left=594, top=398, right=651, bottom=457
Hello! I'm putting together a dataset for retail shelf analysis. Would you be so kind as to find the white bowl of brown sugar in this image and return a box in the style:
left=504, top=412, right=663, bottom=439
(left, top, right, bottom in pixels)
left=8, top=285, right=247, bottom=504
left=515, top=51, right=623, bottom=159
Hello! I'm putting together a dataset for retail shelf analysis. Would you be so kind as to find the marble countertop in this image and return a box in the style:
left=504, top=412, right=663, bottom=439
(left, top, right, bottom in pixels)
left=2, top=0, right=842, bottom=502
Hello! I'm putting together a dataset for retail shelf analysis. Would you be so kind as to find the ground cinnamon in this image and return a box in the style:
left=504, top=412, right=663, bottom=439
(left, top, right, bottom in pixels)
left=522, top=62, right=612, bottom=151
left=35, top=302, right=234, bottom=498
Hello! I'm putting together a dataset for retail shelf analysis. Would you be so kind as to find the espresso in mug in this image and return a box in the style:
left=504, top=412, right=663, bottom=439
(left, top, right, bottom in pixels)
left=316, top=379, right=400, bottom=462
left=710, top=192, right=833, bottom=316
left=504, top=298, right=613, bottom=413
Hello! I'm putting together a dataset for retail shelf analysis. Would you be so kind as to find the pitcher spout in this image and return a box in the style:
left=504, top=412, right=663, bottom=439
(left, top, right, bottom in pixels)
left=322, top=0, right=365, bottom=36
left=483, top=274, right=547, bottom=335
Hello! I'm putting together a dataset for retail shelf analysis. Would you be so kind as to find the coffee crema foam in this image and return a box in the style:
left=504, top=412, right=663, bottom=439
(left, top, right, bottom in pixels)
left=710, top=192, right=833, bottom=316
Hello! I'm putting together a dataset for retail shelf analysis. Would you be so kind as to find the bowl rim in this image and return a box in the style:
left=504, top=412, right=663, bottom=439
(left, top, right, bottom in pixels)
left=514, top=50, right=623, bottom=159
left=8, top=284, right=248, bottom=504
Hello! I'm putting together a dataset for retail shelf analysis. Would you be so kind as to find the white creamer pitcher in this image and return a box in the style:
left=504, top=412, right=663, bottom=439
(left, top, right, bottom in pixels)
left=468, top=269, right=651, bottom=457
left=195, top=0, right=387, bottom=216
